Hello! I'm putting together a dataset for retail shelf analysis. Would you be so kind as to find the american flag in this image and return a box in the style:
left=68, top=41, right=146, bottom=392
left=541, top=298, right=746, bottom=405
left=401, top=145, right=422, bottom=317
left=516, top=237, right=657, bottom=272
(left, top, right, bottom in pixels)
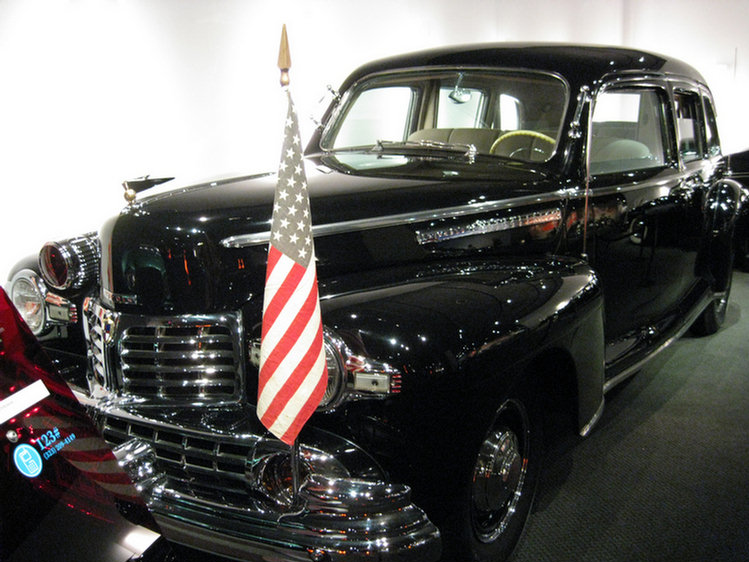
left=257, top=90, right=328, bottom=446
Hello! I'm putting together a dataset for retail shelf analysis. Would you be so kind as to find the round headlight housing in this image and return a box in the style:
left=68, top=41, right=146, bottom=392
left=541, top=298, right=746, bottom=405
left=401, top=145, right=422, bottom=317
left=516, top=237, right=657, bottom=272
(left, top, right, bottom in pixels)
left=9, top=270, right=46, bottom=335
left=39, top=233, right=100, bottom=291
left=319, top=336, right=345, bottom=410
left=39, top=242, right=71, bottom=290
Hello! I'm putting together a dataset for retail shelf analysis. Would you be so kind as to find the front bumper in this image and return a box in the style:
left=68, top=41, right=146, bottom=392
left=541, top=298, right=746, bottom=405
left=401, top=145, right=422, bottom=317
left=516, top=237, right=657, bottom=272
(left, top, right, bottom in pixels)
left=151, top=476, right=440, bottom=562
left=84, top=400, right=441, bottom=562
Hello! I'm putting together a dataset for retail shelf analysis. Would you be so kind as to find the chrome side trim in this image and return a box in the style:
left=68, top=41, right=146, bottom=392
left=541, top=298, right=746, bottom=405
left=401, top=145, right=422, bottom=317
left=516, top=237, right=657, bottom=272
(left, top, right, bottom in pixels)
left=416, top=209, right=561, bottom=245
left=586, top=175, right=677, bottom=198
left=603, top=290, right=713, bottom=393
left=221, top=190, right=574, bottom=249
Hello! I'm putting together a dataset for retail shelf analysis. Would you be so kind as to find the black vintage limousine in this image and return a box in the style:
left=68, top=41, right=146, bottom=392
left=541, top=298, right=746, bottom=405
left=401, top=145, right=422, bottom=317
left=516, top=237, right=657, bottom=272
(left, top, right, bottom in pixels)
left=6, top=44, right=742, bottom=561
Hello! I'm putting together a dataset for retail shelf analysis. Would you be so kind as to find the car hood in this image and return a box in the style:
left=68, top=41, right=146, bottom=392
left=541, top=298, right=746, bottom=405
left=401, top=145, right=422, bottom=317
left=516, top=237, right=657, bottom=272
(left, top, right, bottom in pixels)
left=98, top=153, right=559, bottom=315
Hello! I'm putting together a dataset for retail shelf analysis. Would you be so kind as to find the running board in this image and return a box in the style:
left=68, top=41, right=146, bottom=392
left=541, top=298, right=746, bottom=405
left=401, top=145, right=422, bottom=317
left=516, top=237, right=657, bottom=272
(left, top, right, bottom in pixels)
left=602, top=290, right=716, bottom=394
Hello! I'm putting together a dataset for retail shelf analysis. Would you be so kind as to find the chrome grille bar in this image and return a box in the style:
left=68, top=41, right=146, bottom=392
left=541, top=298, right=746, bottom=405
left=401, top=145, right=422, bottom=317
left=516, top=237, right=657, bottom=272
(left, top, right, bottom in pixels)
left=120, top=323, right=239, bottom=400
left=119, top=319, right=241, bottom=400
left=102, top=416, right=256, bottom=505
left=82, top=299, right=244, bottom=404
left=82, top=299, right=109, bottom=390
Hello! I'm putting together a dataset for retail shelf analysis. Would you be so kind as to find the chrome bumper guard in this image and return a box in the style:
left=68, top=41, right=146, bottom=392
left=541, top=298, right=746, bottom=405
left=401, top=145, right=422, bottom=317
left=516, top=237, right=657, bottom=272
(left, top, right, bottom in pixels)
left=101, top=405, right=440, bottom=562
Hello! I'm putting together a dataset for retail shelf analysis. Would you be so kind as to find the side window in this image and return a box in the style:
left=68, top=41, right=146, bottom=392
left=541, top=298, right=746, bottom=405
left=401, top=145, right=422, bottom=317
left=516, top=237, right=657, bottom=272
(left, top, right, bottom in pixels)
left=332, top=87, right=414, bottom=148
left=674, top=91, right=705, bottom=162
left=437, top=86, right=485, bottom=128
left=590, top=89, right=668, bottom=175
left=703, top=97, right=721, bottom=158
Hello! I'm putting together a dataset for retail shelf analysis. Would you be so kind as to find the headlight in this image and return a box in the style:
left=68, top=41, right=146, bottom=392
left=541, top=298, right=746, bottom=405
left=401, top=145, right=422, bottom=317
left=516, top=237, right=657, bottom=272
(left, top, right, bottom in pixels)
left=249, top=328, right=401, bottom=413
left=320, top=335, right=345, bottom=409
left=9, top=270, right=46, bottom=335
left=39, top=232, right=100, bottom=291
left=8, top=269, right=79, bottom=337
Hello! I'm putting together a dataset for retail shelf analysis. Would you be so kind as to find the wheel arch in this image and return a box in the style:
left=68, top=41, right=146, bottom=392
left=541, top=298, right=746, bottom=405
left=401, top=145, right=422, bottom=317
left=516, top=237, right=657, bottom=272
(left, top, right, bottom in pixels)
left=699, top=177, right=742, bottom=291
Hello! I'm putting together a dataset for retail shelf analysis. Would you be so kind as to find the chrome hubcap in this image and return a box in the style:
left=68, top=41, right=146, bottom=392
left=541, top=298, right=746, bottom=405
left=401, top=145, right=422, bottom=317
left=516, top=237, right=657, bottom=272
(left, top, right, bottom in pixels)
left=471, top=401, right=529, bottom=543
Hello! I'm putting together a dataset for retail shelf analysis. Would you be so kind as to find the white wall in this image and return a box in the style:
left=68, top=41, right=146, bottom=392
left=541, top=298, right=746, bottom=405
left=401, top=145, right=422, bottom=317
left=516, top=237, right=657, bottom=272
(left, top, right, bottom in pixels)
left=1, top=0, right=747, bottom=283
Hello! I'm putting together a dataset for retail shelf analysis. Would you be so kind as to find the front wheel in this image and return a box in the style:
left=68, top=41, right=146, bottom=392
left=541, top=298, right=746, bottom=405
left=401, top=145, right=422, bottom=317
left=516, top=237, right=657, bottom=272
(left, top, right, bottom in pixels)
left=448, top=396, right=542, bottom=561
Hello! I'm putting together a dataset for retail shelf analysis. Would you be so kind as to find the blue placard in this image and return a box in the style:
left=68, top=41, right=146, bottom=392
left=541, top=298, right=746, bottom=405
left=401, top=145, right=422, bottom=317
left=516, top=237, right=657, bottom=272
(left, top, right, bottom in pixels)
left=13, top=443, right=43, bottom=478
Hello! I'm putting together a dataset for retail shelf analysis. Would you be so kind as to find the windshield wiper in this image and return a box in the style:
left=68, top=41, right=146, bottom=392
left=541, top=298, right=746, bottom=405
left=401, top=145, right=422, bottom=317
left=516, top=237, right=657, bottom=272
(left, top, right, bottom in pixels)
left=372, top=139, right=478, bottom=164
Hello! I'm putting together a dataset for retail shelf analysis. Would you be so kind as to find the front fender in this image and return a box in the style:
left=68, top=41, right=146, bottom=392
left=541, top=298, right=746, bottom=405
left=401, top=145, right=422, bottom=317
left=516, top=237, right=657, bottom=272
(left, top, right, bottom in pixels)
left=318, top=256, right=604, bottom=459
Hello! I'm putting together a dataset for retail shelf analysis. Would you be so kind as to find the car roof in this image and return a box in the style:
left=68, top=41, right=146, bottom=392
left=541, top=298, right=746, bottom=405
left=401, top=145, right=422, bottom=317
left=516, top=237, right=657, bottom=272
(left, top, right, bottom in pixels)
left=340, top=43, right=706, bottom=91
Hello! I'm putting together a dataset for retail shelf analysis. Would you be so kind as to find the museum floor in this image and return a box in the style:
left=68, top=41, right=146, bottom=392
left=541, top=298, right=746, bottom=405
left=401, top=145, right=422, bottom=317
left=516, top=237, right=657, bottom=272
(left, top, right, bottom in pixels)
left=512, top=271, right=749, bottom=562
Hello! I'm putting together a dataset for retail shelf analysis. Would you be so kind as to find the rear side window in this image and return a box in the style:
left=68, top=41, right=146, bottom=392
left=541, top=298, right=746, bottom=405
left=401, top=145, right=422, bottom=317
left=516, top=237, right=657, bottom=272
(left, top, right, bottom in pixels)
left=674, top=91, right=705, bottom=163
left=703, top=97, right=721, bottom=158
left=590, top=89, right=668, bottom=174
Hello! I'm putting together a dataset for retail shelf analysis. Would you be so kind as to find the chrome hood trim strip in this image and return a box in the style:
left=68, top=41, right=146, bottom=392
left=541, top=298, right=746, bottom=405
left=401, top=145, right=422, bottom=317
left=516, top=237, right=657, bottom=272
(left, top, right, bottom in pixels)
left=220, top=172, right=678, bottom=250
left=220, top=189, right=575, bottom=248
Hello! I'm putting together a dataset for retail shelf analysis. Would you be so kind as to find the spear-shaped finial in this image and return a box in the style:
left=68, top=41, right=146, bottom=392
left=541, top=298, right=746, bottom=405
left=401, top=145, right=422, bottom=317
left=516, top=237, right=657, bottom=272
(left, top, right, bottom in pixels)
left=278, top=24, right=291, bottom=87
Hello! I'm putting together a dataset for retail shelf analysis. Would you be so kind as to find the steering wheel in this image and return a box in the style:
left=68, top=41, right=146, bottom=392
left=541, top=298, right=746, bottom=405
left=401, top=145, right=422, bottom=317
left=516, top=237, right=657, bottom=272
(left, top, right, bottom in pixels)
left=490, top=130, right=556, bottom=161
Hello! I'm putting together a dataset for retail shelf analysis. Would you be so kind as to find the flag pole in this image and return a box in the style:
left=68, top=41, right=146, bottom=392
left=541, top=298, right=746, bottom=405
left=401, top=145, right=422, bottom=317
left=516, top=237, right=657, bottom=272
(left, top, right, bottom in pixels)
left=259, top=23, right=327, bottom=506
left=277, top=23, right=302, bottom=502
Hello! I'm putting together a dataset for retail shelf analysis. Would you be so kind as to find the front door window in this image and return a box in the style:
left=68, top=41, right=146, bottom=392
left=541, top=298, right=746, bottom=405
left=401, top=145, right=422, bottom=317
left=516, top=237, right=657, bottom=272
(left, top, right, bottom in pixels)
left=589, top=89, right=668, bottom=175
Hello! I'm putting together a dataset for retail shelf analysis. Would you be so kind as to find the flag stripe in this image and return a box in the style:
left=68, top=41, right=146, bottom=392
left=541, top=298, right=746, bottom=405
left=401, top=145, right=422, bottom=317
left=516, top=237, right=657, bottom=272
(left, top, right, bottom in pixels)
left=276, top=347, right=328, bottom=443
left=259, top=289, right=319, bottom=403
left=263, top=261, right=318, bottom=372
left=261, top=246, right=298, bottom=322
left=258, top=275, right=322, bottom=419
left=258, top=252, right=317, bottom=395
left=260, top=251, right=311, bottom=355
left=259, top=308, right=324, bottom=427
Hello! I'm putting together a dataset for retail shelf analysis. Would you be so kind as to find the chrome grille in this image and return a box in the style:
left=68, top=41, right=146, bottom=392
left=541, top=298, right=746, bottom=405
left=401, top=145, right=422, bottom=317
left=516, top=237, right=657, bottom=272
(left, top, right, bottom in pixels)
left=120, top=323, right=239, bottom=400
left=82, top=299, right=244, bottom=404
left=82, top=299, right=109, bottom=389
left=102, top=416, right=256, bottom=505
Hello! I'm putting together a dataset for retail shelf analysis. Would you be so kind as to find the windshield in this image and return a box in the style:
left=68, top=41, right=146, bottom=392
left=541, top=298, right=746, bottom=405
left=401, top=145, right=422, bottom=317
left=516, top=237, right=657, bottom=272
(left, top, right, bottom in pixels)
left=321, top=68, right=568, bottom=164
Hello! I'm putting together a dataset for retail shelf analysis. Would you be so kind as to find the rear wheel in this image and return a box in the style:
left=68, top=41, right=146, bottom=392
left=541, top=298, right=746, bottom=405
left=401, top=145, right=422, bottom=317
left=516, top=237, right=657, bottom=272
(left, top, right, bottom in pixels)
left=692, top=272, right=732, bottom=336
left=692, top=242, right=734, bottom=336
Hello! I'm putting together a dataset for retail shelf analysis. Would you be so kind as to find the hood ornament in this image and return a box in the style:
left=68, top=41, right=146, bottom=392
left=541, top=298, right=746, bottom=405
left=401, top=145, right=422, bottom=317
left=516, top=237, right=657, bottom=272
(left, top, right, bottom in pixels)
left=122, top=175, right=174, bottom=204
